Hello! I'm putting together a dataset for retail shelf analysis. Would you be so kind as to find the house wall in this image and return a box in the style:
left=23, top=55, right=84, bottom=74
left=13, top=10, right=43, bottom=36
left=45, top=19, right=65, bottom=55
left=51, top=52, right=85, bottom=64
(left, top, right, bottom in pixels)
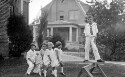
left=46, top=0, right=86, bottom=24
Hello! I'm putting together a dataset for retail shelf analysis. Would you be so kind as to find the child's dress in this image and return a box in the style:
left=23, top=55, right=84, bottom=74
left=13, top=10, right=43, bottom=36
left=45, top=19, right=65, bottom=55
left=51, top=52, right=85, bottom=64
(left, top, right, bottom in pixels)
left=54, top=48, right=63, bottom=61
left=47, top=49, right=59, bottom=67
left=43, top=49, right=51, bottom=66
left=33, top=51, right=43, bottom=73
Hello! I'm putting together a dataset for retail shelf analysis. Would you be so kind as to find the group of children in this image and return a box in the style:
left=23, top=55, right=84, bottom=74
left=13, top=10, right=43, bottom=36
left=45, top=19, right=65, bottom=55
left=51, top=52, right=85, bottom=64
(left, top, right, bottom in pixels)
left=25, top=41, right=65, bottom=77
left=25, top=14, right=105, bottom=77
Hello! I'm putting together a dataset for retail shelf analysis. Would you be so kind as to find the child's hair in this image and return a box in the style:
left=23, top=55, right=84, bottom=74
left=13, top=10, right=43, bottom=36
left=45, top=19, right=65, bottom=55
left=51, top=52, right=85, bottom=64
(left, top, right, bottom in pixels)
left=85, top=14, right=94, bottom=23
left=30, top=43, right=36, bottom=47
left=47, top=42, right=54, bottom=47
left=41, top=43, right=47, bottom=48
left=55, top=41, right=62, bottom=47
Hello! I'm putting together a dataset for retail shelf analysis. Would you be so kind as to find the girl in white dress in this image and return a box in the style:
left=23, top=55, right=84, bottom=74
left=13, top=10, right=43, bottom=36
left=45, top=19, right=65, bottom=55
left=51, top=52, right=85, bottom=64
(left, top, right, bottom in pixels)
left=54, top=41, right=65, bottom=76
left=46, top=42, right=59, bottom=77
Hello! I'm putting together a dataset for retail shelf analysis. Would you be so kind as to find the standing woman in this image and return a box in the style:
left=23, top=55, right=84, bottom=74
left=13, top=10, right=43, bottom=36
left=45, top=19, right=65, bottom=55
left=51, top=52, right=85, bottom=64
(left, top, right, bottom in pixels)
left=84, top=15, right=104, bottom=62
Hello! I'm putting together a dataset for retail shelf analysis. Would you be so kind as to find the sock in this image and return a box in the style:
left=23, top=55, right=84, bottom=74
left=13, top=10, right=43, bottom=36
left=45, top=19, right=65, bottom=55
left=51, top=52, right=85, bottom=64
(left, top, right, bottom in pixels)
left=61, top=67, right=64, bottom=73
left=52, top=69, right=57, bottom=77
left=44, top=70, right=47, bottom=77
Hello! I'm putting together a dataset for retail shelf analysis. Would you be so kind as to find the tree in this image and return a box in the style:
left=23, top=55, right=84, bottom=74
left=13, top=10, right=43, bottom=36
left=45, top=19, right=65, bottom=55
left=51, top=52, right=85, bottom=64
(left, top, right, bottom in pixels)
left=37, top=11, right=48, bottom=49
left=87, top=0, right=125, bottom=61
left=7, top=14, right=33, bottom=57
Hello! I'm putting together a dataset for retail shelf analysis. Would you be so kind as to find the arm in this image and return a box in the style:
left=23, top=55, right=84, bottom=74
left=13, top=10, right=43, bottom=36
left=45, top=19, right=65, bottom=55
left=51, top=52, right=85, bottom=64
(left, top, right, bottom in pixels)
left=91, top=23, right=98, bottom=37
left=40, top=49, right=44, bottom=60
left=83, top=25, right=86, bottom=36
left=84, top=24, right=89, bottom=37
left=47, top=55, right=52, bottom=66
left=55, top=50, right=60, bottom=62
left=27, top=50, right=36, bottom=64
left=28, top=58, right=35, bottom=64
left=46, top=51, right=52, bottom=65
left=95, top=23, right=98, bottom=34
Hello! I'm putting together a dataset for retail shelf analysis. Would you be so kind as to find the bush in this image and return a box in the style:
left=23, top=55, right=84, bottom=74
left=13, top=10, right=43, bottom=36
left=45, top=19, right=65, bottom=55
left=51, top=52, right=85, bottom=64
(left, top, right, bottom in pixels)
left=48, top=35, right=65, bottom=50
left=97, top=28, right=125, bottom=61
left=7, top=14, right=33, bottom=57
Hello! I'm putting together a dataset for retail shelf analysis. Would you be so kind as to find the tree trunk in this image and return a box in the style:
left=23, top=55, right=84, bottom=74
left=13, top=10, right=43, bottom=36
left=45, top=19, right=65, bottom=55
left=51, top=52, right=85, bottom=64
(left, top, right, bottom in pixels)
left=0, top=0, right=10, bottom=57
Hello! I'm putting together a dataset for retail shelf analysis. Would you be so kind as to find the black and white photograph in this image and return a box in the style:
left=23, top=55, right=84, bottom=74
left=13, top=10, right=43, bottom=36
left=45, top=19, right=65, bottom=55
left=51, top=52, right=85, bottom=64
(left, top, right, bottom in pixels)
left=0, top=0, right=125, bottom=77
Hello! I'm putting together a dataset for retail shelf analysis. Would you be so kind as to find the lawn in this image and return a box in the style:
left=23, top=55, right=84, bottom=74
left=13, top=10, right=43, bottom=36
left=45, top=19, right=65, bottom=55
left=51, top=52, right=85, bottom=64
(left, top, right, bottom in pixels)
left=0, top=57, right=125, bottom=77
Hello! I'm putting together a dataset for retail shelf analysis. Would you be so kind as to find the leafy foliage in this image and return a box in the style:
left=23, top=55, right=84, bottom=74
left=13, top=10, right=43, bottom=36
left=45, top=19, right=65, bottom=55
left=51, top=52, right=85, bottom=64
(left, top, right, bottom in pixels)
left=7, top=14, right=33, bottom=57
left=87, top=0, right=125, bottom=61
left=49, top=35, right=65, bottom=50
left=87, top=0, right=125, bottom=29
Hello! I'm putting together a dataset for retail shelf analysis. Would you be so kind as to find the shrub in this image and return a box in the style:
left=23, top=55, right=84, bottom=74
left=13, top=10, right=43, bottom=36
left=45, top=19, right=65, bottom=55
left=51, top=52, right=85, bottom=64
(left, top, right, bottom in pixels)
left=49, top=35, right=65, bottom=50
left=7, top=14, right=33, bottom=57
left=97, top=28, right=125, bottom=61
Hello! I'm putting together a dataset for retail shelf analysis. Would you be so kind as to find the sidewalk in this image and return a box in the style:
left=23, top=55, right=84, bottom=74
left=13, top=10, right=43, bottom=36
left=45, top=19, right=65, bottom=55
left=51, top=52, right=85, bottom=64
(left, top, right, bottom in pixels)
left=62, top=53, right=83, bottom=62
left=63, top=52, right=125, bottom=66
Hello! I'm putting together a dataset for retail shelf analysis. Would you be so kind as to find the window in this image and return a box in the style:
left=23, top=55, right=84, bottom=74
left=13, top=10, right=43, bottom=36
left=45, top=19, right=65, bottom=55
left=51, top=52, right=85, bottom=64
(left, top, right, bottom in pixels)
left=59, top=11, right=64, bottom=20
left=60, top=16, right=64, bottom=20
left=69, top=10, right=79, bottom=20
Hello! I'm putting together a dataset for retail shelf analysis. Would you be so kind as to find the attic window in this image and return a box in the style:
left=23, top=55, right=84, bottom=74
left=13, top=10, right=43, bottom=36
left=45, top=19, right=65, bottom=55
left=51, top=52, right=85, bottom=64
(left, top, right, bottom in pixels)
left=60, top=16, right=64, bottom=20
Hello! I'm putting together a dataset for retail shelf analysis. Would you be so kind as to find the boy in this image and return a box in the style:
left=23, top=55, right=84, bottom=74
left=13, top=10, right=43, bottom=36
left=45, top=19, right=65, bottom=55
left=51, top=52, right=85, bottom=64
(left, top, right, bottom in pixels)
left=54, top=41, right=66, bottom=76
left=84, top=15, right=104, bottom=62
left=25, top=43, right=36, bottom=75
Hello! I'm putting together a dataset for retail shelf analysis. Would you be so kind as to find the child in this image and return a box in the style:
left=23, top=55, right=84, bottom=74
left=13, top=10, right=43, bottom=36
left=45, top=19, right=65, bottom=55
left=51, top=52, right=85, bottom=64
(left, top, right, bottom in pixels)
left=45, top=42, right=59, bottom=77
left=25, top=44, right=36, bottom=75
left=42, top=42, right=52, bottom=77
left=33, top=50, right=43, bottom=76
left=54, top=41, right=66, bottom=76
left=84, top=15, right=104, bottom=62
left=40, top=43, right=47, bottom=61
left=40, top=43, right=48, bottom=77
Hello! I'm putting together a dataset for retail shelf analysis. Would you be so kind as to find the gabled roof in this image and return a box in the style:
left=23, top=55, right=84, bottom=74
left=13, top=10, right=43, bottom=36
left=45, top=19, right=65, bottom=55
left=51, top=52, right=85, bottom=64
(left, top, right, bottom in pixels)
left=79, top=1, right=90, bottom=12
left=42, top=2, right=52, bottom=11
left=42, top=0, right=90, bottom=16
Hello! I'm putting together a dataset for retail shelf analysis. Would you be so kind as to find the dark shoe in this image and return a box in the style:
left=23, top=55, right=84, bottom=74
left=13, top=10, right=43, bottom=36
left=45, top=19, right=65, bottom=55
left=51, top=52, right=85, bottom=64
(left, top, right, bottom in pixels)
left=83, top=60, right=89, bottom=62
left=60, top=72, right=66, bottom=76
left=25, top=73, right=30, bottom=76
left=97, top=59, right=105, bottom=62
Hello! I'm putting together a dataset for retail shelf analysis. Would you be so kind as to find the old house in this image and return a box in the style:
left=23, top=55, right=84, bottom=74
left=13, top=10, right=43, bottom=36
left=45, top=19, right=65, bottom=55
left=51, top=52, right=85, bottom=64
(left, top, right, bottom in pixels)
left=33, top=0, right=90, bottom=49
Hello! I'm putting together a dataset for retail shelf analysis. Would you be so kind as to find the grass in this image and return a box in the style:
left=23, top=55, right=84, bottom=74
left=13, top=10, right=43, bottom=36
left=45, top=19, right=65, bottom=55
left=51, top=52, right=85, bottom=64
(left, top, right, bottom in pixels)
left=1, top=57, right=125, bottom=77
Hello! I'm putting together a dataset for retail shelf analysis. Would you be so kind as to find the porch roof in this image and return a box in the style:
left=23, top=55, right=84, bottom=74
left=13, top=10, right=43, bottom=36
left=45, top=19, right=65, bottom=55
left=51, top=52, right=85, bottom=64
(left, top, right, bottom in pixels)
left=48, top=20, right=79, bottom=26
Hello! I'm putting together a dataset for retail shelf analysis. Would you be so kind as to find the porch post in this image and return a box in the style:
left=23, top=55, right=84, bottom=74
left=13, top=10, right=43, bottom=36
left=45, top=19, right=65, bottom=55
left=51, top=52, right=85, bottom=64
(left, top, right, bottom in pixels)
left=21, top=0, right=24, bottom=14
left=69, top=26, right=72, bottom=42
left=33, top=26, right=36, bottom=42
left=50, top=27, right=53, bottom=36
left=76, top=28, right=78, bottom=42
